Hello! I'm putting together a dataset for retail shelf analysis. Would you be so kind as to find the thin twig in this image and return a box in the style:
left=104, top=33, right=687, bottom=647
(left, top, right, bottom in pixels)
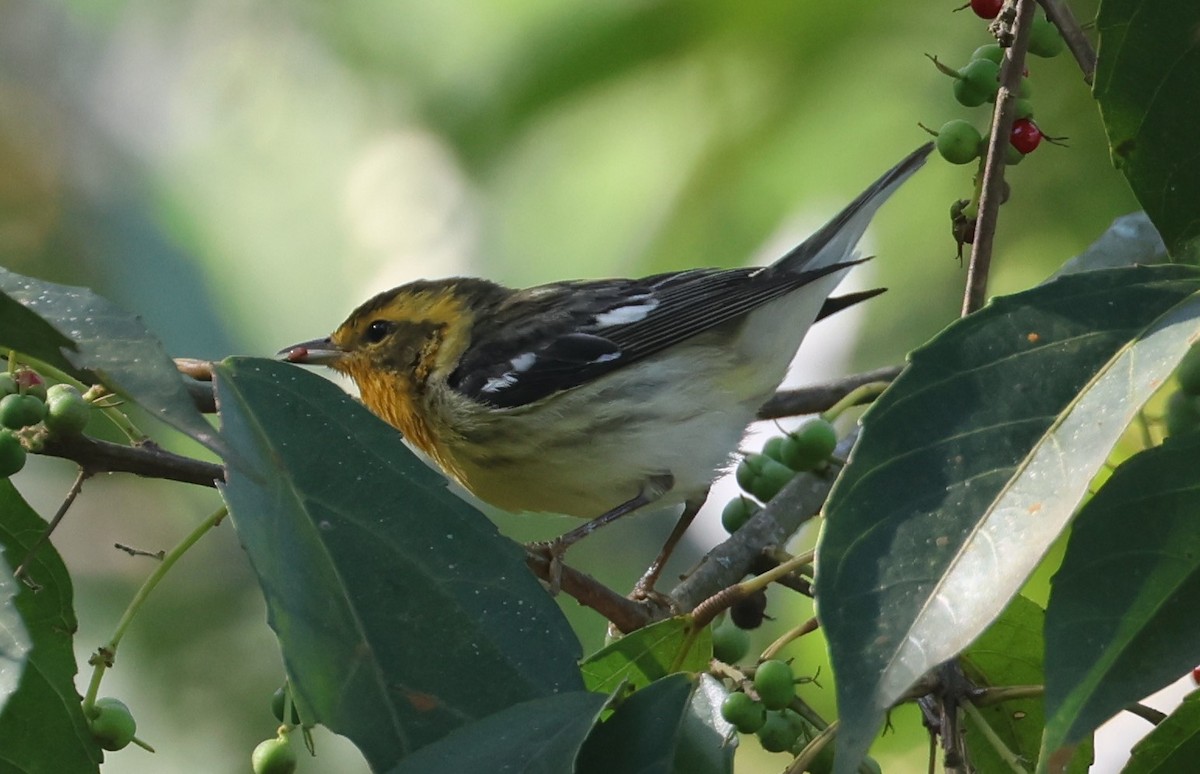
left=962, top=0, right=1039, bottom=316
left=13, top=467, right=91, bottom=585
left=961, top=698, right=1031, bottom=773
left=524, top=550, right=657, bottom=633
left=1037, top=0, right=1096, bottom=84
left=758, top=366, right=902, bottom=420
left=1124, top=702, right=1168, bottom=726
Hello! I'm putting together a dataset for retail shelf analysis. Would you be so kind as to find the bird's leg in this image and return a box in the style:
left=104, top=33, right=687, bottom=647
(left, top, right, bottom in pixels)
left=530, top=474, right=673, bottom=595
left=631, top=491, right=707, bottom=601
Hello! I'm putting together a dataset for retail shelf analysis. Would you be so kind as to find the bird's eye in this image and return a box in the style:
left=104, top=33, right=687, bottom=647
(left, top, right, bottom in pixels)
left=364, top=320, right=394, bottom=343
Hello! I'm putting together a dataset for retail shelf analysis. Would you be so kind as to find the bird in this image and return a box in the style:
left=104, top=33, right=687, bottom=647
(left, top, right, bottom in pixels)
left=280, top=142, right=932, bottom=594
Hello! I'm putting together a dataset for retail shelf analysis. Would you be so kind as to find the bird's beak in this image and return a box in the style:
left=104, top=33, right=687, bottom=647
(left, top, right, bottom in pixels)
left=278, top=337, right=346, bottom=366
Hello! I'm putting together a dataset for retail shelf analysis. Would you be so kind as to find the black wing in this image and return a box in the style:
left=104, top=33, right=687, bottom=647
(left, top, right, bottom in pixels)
left=449, top=263, right=852, bottom=409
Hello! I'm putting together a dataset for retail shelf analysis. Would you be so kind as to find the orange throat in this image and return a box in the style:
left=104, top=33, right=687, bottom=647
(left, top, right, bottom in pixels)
left=346, top=364, right=460, bottom=478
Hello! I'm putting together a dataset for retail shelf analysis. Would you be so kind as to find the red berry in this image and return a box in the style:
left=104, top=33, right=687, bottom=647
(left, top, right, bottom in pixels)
left=1009, top=118, right=1043, bottom=154
left=1192, top=666, right=1200, bottom=685
left=970, top=0, right=1004, bottom=19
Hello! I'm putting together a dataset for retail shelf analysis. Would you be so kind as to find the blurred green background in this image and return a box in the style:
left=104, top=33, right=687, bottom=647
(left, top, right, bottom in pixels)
left=2, top=0, right=1131, bottom=771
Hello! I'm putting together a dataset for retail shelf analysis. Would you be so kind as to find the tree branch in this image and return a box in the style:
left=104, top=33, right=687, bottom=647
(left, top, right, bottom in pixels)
left=962, top=0, right=1039, bottom=316
left=523, top=551, right=660, bottom=633
left=1037, top=0, right=1096, bottom=85
left=757, top=365, right=902, bottom=420
left=39, top=434, right=224, bottom=488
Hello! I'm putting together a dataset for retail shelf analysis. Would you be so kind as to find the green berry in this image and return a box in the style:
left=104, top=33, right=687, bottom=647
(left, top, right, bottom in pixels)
left=271, top=685, right=302, bottom=725
left=88, top=697, right=137, bottom=751
left=1176, top=345, right=1200, bottom=396
left=780, top=419, right=838, bottom=471
left=1028, top=16, right=1064, bottom=58
left=0, top=393, right=46, bottom=430
left=952, top=77, right=990, bottom=108
left=712, top=619, right=751, bottom=664
left=935, top=120, right=982, bottom=165
left=1165, top=390, right=1200, bottom=437
left=756, top=710, right=799, bottom=753
left=0, top=431, right=26, bottom=477
left=45, top=386, right=90, bottom=436
left=959, top=59, right=1000, bottom=102
left=721, top=691, right=767, bottom=734
left=754, top=659, right=796, bottom=711
left=252, top=734, right=298, bottom=774
left=978, top=134, right=1026, bottom=166
left=13, top=369, right=46, bottom=401
left=970, top=44, right=1003, bottom=65
left=735, top=453, right=796, bottom=502
left=1014, top=98, right=1035, bottom=120
left=721, top=496, right=760, bottom=533
left=761, top=435, right=787, bottom=464
left=0, top=373, right=16, bottom=396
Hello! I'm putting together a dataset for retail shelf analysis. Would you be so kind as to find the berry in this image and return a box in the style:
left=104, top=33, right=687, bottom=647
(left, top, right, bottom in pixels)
left=44, top=385, right=90, bottom=436
left=735, top=453, right=796, bottom=502
left=1177, top=345, right=1200, bottom=396
left=0, top=373, right=16, bottom=396
left=730, top=589, right=769, bottom=630
left=0, top=431, right=26, bottom=477
left=252, top=734, right=298, bottom=774
left=754, top=659, right=796, bottom=711
left=958, top=58, right=1000, bottom=104
left=761, top=435, right=786, bottom=463
left=1009, top=118, right=1043, bottom=154
left=13, top=369, right=46, bottom=401
left=935, top=120, right=982, bottom=165
left=0, top=393, right=45, bottom=430
left=953, top=77, right=990, bottom=108
left=1013, top=98, right=1035, bottom=120
left=712, top=620, right=751, bottom=663
left=271, top=685, right=302, bottom=725
left=88, top=697, right=137, bottom=751
left=1192, top=666, right=1200, bottom=686
left=721, top=496, right=761, bottom=533
left=970, top=44, right=1004, bottom=65
left=780, top=419, right=838, bottom=470
left=969, top=0, right=1004, bottom=19
left=756, top=710, right=799, bottom=753
left=1028, top=16, right=1065, bottom=58
left=1165, top=390, right=1200, bottom=437
left=721, top=691, right=767, bottom=734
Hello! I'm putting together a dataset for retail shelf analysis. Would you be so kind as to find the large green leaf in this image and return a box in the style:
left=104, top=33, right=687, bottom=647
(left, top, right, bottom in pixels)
left=576, top=674, right=733, bottom=774
left=817, top=265, right=1200, bottom=772
left=1123, top=689, right=1200, bottom=774
left=0, top=267, right=225, bottom=457
left=0, top=480, right=101, bottom=773
left=385, top=691, right=608, bottom=774
left=960, top=595, right=1093, bottom=774
left=1094, top=1, right=1200, bottom=260
left=215, top=357, right=582, bottom=771
left=1042, top=429, right=1200, bottom=759
left=581, top=617, right=712, bottom=695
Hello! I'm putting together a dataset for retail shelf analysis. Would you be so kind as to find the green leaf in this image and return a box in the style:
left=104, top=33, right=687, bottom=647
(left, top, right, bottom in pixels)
left=817, top=265, right=1200, bottom=772
left=384, top=691, right=608, bottom=774
left=0, top=480, right=101, bottom=773
left=960, top=595, right=1094, bottom=774
left=1095, top=1, right=1200, bottom=260
left=581, top=617, right=712, bottom=694
left=1050, top=212, right=1168, bottom=279
left=1042, top=429, right=1200, bottom=757
left=577, top=674, right=732, bottom=774
left=1123, top=689, right=1200, bottom=774
left=0, top=267, right=225, bottom=457
left=214, top=357, right=582, bottom=771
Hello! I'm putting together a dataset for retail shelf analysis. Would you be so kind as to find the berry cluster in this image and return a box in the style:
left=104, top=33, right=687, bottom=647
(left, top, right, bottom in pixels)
left=723, top=418, right=838, bottom=533
left=929, top=7, right=1066, bottom=254
left=719, top=660, right=831, bottom=761
left=0, top=366, right=93, bottom=477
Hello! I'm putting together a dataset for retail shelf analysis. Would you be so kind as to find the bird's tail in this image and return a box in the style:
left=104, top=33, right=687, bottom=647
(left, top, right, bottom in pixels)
left=768, top=143, right=933, bottom=275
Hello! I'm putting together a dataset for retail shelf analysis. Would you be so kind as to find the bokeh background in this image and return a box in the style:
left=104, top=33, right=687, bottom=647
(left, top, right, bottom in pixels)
left=3, top=0, right=1159, bottom=771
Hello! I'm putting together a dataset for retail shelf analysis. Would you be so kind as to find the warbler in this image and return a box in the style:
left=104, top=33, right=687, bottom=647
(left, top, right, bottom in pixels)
left=281, top=143, right=931, bottom=590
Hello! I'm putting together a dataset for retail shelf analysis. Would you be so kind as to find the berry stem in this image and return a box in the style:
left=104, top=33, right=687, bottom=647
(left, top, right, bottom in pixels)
left=960, top=698, right=1030, bottom=773
left=820, top=381, right=891, bottom=423
left=759, top=617, right=820, bottom=662
left=82, top=505, right=229, bottom=714
left=783, top=721, right=838, bottom=774
left=962, top=0, right=1038, bottom=316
